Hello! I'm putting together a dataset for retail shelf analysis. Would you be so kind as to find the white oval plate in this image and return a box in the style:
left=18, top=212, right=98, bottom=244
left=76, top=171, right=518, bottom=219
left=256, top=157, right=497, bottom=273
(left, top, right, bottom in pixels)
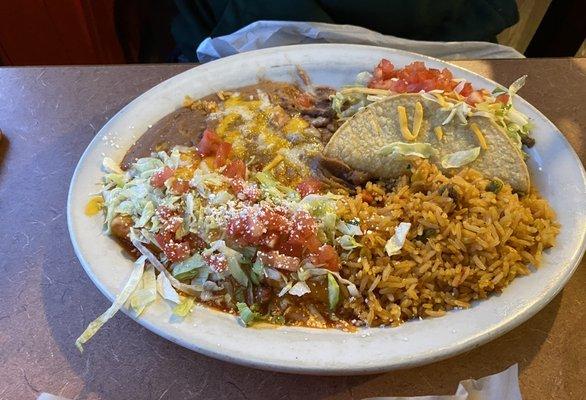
left=68, top=44, right=586, bottom=375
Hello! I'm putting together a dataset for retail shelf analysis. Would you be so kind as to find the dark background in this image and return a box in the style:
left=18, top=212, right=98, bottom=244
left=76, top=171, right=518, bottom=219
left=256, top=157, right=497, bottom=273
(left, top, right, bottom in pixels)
left=0, top=0, right=584, bottom=65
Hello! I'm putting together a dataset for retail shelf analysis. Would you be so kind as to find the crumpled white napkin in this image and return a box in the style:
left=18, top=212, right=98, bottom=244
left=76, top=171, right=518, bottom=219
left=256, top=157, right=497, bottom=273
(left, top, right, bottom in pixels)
left=196, top=20, right=523, bottom=63
left=38, top=365, right=522, bottom=400
left=364, top=364, right=522, bottom=400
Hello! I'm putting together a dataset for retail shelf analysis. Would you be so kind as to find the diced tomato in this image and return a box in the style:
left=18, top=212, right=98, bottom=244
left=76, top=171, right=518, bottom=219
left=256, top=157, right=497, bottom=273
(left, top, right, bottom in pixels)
left=465, top=90, right=484, bottom=105
left=226, top=204, right=323, bottom=258
left=309, top=244, right=340, bottom=272
left=223, top=159, right=247, bottom=179
left=187, top=233, right=207, bottom=251
left=295, top=92, right=315, bottom=109
left=257, top=251, right=301, bottom=272
left=197, top=129, right=222, bottom=157
left=495, top=93, right=510, bottom=104
left=214, top=141, right=232, bottom=168
left=459, top=82, right=473, bottom=97
left=155, top=205, right=176, bottom=222
left=150, top=166, right=174, bottom=188
left=374, top=59, right=395, bottom=80
left=155, top=232, right=191, bottom=262
left=203, top=253, right=228, bottom=273
left=296, top=177, right=323, bottom=197
left=288, top=211, right=318, bottom=247
left=229, top=178, right=260, bottom=202
left=368, top=60, right=476, bottom=96
left=170, top=179, right=190, bottom=194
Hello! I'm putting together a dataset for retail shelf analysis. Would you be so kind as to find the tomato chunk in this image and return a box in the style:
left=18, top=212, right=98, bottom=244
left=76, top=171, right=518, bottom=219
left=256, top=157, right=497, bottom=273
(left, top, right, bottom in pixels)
left=465, top=90, right=484, bottom=105
left=197, top=129, right=222, bottom=157
left=203, top=253, right=228, bottom=273
left=495, top=93, right=510, bottom=104
left=150, top=166, right=174, bottom=188
left=155, top=232, right=191, bottom=262
left=170, top=179, right=190, bottom=194
left=257, top=251, right=301, bottom=272
left=310, top=244, right=340, bottom=272
left=214, top=141, right=232, bottom=168
left=224, top=159, right=247, bottom=179
left=296, top=177, right=323, bottom=197
left=459, top=82, right=473, bottom=97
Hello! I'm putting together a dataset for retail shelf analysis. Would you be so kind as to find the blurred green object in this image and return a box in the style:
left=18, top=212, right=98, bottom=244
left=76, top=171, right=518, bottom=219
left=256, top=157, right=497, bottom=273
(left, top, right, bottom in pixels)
left=172, top=0, right=519, bottom=61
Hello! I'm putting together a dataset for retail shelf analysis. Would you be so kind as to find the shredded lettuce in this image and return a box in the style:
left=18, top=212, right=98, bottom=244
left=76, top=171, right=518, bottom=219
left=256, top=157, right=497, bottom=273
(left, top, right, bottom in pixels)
left=385, top=222, right=411, bottom=256
left=171, top=253, right=206, bottom=281
left=130, top=231, right=202, bottom=296
left=102, top=157, right=124, bottom=174
left=278, top=282, right=293, bottom=297
left=75, top=255, right=147, bottom=352
left=132, top=157, right=164, bottom=178
left=129, top=264, right=156, bottom=316
left=104, top=173, right=126, bottom=188
left=327, top=273, right=340, bottom=311
left=205, top=240, right=249, bottom=286
left=296, top=267, right=311, bottom=281
left=250, top=258, right=264, bottom=285
left=441, top=147, right=481, bottom=169
left=321, top=212, right=338, bottom=243
left=288, top=281, right=311, bottom=297
left=380, top=142, right=435, bottom=158
left=508, top=75, right=527, bottom=98
left=236, top=302, right=258, bottom=326
left=336, top=235, right=362, bottom=250
left=355, top=71, right=373, bottom=86
left=157, top=272, right=181, bottom=304
left=255, top=171, right=299, bottom=201
left=135, top=201, right=155, bottom=228
left=331, top=91, right=369, bottom=119
left=173, top=296, right=195, bottom=317
left=336, top=220, right=363, bottom=236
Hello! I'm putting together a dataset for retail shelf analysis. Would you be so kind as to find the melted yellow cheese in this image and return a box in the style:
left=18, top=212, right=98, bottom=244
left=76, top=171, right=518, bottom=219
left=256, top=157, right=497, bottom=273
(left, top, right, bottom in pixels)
left=283, top=116, right=309, bottom=133
left=216, top=113, right=241, bottom=136
left=85, top=196, right=104, bottom=216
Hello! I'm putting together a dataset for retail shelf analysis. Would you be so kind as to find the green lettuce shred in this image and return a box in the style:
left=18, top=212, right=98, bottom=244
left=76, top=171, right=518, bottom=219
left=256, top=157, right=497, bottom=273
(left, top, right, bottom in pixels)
left=172, top=253, right=206, bottom=281
left=173, top=296, right=196, bottom=317
left=75, top=255, right=147, bottom=352
left=336, top=235, right=362, bottom=250
left=129, top=264, right=157, bottom=316
left=236, top=302, right=258, bottom=326
left=441, top=147, right=481, bottom=169
left=380, top=142, right=435, bottom=159
left=327, top=273, right=340, bottom=311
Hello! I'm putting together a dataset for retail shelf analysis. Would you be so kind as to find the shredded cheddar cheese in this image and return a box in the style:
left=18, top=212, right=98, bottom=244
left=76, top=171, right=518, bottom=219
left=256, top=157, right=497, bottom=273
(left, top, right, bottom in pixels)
left=340, top=87, right=392, bottom=96
left=434, top=126, right=444, bottom=140
left=434, top=93, right=448, bottom=108
left=263, top=154, right=285, bottom=172
left=397, top=106, right=417, bottom=141
left=412, top=102, right=424, bottom=137
left=470, top=123, right=488, bottom=150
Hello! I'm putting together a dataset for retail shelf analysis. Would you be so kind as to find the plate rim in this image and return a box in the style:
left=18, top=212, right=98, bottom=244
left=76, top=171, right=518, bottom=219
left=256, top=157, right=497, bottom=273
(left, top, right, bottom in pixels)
left=67, top=43, right=586, bottom=375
